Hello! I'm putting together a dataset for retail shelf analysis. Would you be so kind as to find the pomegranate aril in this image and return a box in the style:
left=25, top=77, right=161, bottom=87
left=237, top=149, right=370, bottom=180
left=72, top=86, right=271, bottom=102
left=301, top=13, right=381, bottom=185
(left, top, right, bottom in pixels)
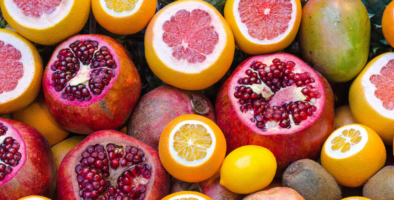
left=0, top=124, right=7, bottom=136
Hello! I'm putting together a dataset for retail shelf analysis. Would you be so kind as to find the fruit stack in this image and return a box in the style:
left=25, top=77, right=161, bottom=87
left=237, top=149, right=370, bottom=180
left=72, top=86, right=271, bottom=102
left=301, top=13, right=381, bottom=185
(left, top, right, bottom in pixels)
left=0, top=0, right=393, bottom=199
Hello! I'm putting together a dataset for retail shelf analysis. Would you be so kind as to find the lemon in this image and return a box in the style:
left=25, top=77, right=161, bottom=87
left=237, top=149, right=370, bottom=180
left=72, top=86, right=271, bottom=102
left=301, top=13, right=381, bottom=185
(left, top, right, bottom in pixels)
left=220, top=145, right=277, bottom=194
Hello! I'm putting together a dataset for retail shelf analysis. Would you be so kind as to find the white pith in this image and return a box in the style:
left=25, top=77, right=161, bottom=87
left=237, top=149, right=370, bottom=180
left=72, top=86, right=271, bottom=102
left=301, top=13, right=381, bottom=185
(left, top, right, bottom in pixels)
left=168, top=120, right=216, bottom=167
left=99, top=0, right=144, bottom=17
left=361, top=53, right=394, bottom=119
left=232, top=0, right=297, bottom=44
left=4, top=0, right=74, bottom=29
left=169, top=194, right=207, bottom=200
left=152, top=1, right=228, bottom=74
left=69, top=65, right=91, bottom=86
left=0, top=32, right=35, bottom=104
left=324, top=124, right=368, bottom=159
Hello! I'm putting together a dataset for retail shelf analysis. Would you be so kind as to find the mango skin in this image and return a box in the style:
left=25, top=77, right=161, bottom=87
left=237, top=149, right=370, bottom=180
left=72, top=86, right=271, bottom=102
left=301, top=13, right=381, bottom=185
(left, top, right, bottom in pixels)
left=298, top=0, right=370, bottom=82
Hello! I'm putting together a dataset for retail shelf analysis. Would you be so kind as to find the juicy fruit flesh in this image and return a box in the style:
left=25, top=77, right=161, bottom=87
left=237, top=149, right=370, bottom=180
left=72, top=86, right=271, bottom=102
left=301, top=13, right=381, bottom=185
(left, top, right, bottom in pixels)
left=14, top=0, right=62, bottom=17
left=0, top=123, right=22, bottom=181
left=233, top=58, right=320, bottom=131
left=50, top=39, right=117, bottom=102
left=0, top=40, right=24, bottom=94
left=162, top=9, right=219, bottom=64
left=76, top=143, right=152, bottom=200
left=331, top=128, right=362, bottom=153
left=105, top=0, right=138, bottom=12
left=238, top=0, right=292, bottom=40
left=173, top=124, right=213, bottom=162
left=173, top=197, right=198, bottom=200
left=370, top=59, right=394, bottom=110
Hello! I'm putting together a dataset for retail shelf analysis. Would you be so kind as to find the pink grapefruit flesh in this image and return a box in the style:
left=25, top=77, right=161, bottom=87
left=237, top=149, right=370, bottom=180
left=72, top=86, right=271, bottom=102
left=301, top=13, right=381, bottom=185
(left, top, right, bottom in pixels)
left=13, top=0, right=62, bottom=18
left=0, top=41, right=24, bottom=94
left=370, top=59, right=394, bottom=110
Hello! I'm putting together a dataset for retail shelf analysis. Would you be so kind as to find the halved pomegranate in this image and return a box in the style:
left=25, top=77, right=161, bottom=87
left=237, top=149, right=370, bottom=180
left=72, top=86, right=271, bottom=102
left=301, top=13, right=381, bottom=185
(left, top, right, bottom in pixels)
left=215, top=53, right=334, bottom=174
left=0, top=118, right=56, bottom=199
left=57, top=130, right=170, bottom=200
left=43, top=34, right=141, bottom=134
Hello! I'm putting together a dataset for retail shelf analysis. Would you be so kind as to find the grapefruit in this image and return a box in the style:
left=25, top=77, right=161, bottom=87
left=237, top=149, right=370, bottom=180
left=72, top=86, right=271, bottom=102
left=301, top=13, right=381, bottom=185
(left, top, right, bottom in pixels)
left=145, top=0, right=235, bottom=90
left=349, top=52, right=394, bottom=144
left=92, top=0, right=157, bottom=35
left=224, top=0, right=301, bottom=55
left=0, top=29, right=42, bottom=115
left=1, top=0, right=90, bottom=45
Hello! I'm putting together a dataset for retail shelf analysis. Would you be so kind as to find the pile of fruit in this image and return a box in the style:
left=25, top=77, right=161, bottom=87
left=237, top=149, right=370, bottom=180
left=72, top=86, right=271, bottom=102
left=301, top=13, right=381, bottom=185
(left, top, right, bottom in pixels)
left=1, top=0, right=394, bottom=199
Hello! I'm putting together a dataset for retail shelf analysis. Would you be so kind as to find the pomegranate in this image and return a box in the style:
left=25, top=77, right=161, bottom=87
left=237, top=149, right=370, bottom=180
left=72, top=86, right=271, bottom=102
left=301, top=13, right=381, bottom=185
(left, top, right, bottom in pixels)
left=43, top=34, right=141, bottom=134
left=0, top=118, right=56, bottom=199
left=57, top=130, right=170, bottom=200
left=215, top=53, right=334, bottom=174
left=127, top=85, right=215, bottom=150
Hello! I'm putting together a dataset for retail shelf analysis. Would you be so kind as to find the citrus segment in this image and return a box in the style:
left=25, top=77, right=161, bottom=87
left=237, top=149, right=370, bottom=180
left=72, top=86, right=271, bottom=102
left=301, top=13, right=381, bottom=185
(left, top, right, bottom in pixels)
left=331, top=129, right=362, bottom=153
left=0, top=41, right=24, bottom=94
left=369, top=60, right=394, bottom=110
left=105, top=0, right=138, bottom=12
left=14, top=0, right=62, bottom=17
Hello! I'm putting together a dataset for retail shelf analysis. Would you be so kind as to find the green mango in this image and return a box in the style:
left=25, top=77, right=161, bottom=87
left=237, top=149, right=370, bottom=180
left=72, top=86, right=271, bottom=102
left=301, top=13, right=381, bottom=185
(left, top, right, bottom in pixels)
left=298, top=0, right=370, bottom=82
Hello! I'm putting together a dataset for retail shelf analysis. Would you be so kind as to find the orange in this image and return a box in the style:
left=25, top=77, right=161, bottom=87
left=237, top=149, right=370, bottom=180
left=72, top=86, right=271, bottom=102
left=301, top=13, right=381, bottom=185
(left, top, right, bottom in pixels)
left=51, top=136, right=85, bottom=170
left=342, top=197, right=371, bottom=200
left=224, top=0, right=302, bottom=55
left=18, top=196, right=51, bottom=200
left=145, top=0, right=235, bottom=90
left=0, top=29, right=42, bottom=115
left=92, top=0, right=156, bottom=35
left=13, top=96, right=69, bottom=146
left=383, top=1, right=394, bottom=48
left=349, top=52, right=394, bottom=144
left=162, top=191, right=212, bottom=200
left=321, top=124, right=386, bottom=187
left=1, top=0, right=90, bottom=45
left=159, top=114, right=226, bottom=182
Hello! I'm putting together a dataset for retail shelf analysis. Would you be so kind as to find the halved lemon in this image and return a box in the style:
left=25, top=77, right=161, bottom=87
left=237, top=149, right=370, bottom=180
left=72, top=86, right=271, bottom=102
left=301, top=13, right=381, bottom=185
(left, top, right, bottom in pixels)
left=162, top=191, right=212, bottom=200
left=224, top=0, right=301, bottom=55
left=92, top=0, right=157, bottom=35
left=159, top=114, right=226, bottom=182
left=321, top=124, right=386, bottom=187
left=18, top=196, right=51, bottom=200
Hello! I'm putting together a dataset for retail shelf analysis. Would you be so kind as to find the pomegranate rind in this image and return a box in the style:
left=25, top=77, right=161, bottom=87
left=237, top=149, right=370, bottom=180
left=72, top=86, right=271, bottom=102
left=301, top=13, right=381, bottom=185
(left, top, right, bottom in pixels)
left=215, top=53, right=334, bottom=174
left=0, top=119, right=56, bottom=199
left=57, top=130, right=170, bottom=200
left=145, top=0, right=235, bottom=90
left=0, top=29, right=43, bottom=115
left=1, top=0, right=90, bottom=45
left=224, top=0, right=301, bottom=55
left=92, top=0, right=157, bottom=35
left=43, top=34, right=141, bottom=134
left=162, top=191, right=212, bottom=200
left=349, top=52, right=394, bottom=145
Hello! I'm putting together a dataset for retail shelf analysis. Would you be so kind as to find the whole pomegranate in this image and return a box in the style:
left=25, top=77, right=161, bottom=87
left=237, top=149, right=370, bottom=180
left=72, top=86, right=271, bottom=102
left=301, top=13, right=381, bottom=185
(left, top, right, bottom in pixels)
left=216, top=53, right=334, bottom=174
left=127, top=85, right=215, bottom=150
left=57, top=130, right=170, bottom=200
left=0, top=118, right=56, bottom=199
left=43, top=34, right=141, bottom=134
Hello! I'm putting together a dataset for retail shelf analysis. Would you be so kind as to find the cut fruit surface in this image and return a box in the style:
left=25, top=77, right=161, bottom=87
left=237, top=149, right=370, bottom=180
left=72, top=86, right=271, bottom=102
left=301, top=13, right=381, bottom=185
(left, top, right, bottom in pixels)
left=0, top=29, right=42, bottom=115
left=18, top=196, right=51, bottom=200
left=321, top=124, right=386, bottom=187
left=145, top=0, right=235, bottom=90
left=162, top=191, right=212, bottom=200
left=1, top=0, right=90, bottom=45
left=92, top=0, right=156, bottom=35
left=224, top=0, right=301, bottom=55
left=159, top=114, right=226, bottom=182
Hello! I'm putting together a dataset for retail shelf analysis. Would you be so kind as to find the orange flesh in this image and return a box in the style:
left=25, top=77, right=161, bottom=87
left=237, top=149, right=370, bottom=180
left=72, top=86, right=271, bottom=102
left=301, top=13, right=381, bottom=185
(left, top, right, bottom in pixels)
left=0, top=41, right=24, bottom=94
left=370, top=59, right=394, bottom=110
left=105, top=0, right=138, bottom=12
left=331, top=129, right=362, bottom=153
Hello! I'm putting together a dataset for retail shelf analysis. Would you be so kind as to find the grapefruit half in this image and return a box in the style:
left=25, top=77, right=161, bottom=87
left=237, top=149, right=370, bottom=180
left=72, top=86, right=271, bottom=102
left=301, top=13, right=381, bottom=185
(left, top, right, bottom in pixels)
left=145, top=0, right=235, bottom=90
left=224, top=0, right=301, bottom=55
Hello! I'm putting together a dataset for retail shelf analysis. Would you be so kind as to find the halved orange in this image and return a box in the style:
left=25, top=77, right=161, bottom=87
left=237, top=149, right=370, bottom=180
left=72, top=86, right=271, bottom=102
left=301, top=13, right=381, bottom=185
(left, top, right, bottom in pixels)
left=18, top=196, right=51, bottom=200
left=349, top=52, right=394, bottom=144
left=321, top=124, right=386, bottom=187
left=224, top=0, right=301, bottom=55
left=163, top=191, right=212, bottom=200
left=1, top=0, right=90, bottom=45
left=92, top=0, right=157, bottom=35
left=0, top=29, right=42, bottom=115
left=145, top=0, right=235, bottom=90
left=159, top=114, right=226, bottom=182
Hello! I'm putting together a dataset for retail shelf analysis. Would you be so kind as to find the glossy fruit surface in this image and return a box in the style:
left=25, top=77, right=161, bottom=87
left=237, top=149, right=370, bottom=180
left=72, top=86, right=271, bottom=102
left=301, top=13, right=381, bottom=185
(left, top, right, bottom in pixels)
left=383, top=1, right=394, bottom=48
left=162, top=191, right=212, bottom=200
left=51, top=136, right=85, bottom=170
left=18, top=196, right=51, bottom=200
left=244, top=187, right=305, bottom=200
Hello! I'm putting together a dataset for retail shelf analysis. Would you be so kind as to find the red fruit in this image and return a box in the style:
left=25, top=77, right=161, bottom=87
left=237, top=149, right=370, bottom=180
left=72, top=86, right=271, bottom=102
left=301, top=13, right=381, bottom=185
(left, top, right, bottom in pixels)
left=199, top=172, right=244, bottom=200
left=216, top=53, right=334, bottom=174
left=127, top=85, right=215, bottom=150
left=0, top=118, right=56, bottom=199
left=244, top=187, right=305, bottom=200
left=43, top=34, right=141, bottom=134
left=57, top=130, right=170, bottom=200
left=170, top=178, right=200, bottom=194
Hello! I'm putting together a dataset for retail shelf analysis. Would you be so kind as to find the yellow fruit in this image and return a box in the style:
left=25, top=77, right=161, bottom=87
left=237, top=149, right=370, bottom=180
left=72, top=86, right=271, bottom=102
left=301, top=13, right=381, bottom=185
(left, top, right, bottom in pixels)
left=220, top=145, right=277, bottom=194
left=51, top=136, right=85, bottom=170
left=18, top=196, right=51, bottom=200
left=159, top=114, right=226, bottom=182
left=342, top=197, right=371, bottom=200
left=321, top=124, right=386, bottom=187
left=162, top=191, right=212, bottom=200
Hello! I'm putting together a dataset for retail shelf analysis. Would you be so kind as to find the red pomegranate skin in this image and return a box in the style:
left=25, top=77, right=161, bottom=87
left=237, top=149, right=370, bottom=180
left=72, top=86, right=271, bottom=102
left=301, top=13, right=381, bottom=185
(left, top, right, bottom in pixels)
left=199, top=172, right=245, bottom=200
left=57, top=130, right=170, bottom=200
left=0, top=119, right=56, bottom=199
left=215, top=54, right=335, bottom=174
left=43, top=34, right=141, bottom=134
left=128, top=85, right=215, bottom=150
